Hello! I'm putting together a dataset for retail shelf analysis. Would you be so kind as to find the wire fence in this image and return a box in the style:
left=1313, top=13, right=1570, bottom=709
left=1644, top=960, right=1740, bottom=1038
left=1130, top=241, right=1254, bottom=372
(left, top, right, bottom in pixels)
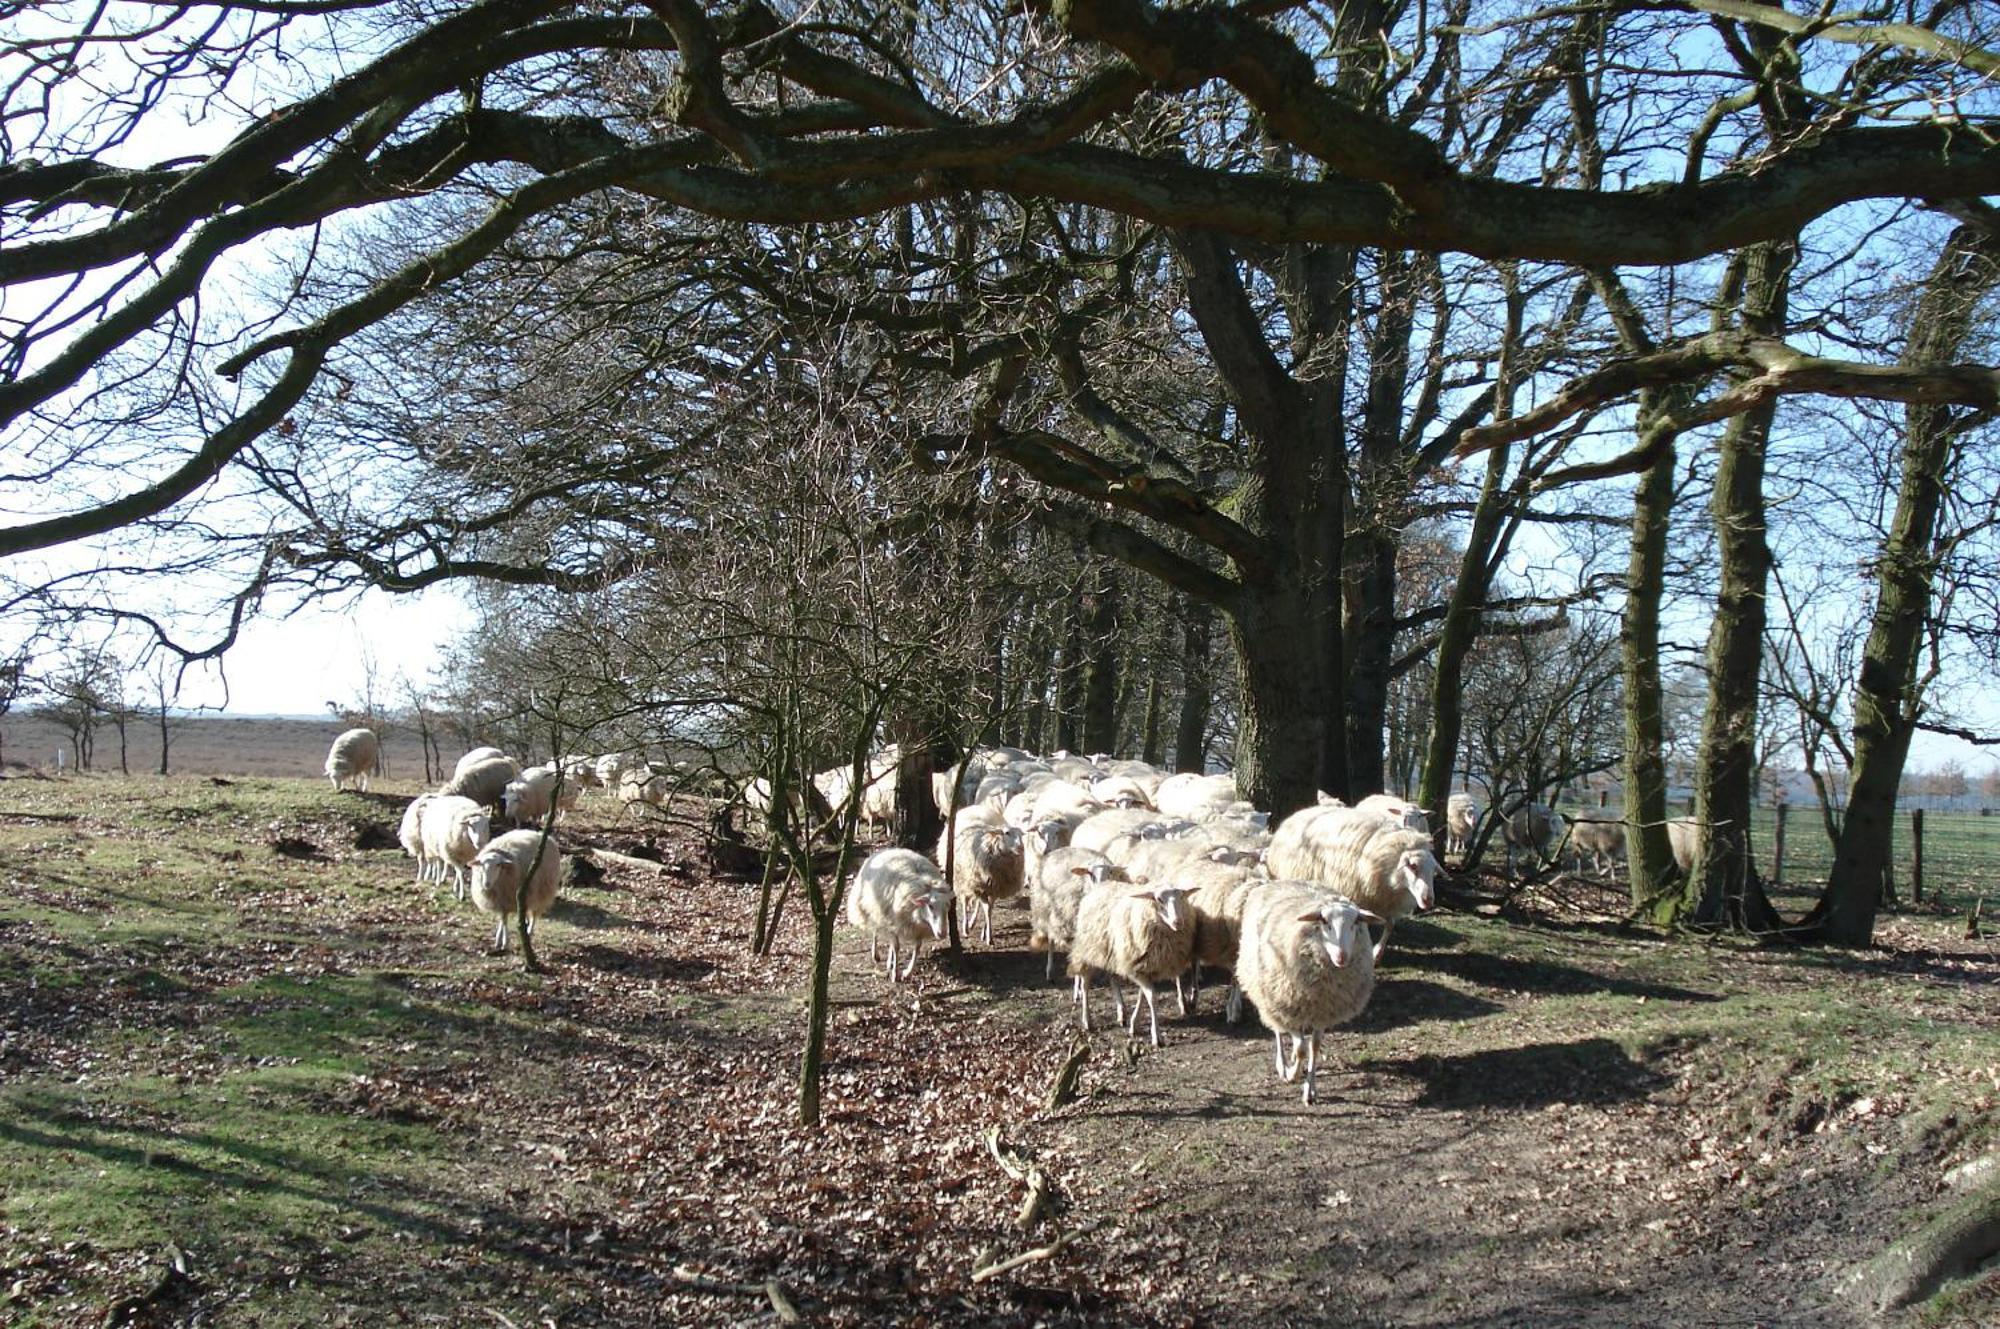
left=1561, top=800, right=1999, bottom=915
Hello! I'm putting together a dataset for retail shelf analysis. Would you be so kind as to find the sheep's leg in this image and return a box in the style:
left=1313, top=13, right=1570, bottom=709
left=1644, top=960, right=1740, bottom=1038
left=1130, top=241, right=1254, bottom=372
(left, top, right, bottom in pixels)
left=1110, top=979, right=1127, bottom=1031
left=1044, top=948, right=1054, bottom=982
left=1075, top=975, right=1092, bottom=1032
left=1144, top=985, right=1162, bottom=1047
left=1372, top=918, right=1395, bottom=964
left=981, top=900, right=993, bottom=946
left=1175, top=971, right=1190, bottom=1018
left=1224, top=980, right=1243, bottom=1026
left=900, top=943, right=920, bottom=981
left=1301, top=1033, right=1320, bottom=1105
left=1274, top=1032, right=1297, bottom=1081
left=1124, top=987, right=1142, bottom=1037
left=490, top=918, right=508, bottom=954
left=870, top=935, right=880, bottom=964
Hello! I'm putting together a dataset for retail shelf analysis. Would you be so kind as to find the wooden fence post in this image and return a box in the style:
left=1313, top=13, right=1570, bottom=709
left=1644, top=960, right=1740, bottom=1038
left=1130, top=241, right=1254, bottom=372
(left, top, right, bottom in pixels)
left=1772, top=802, right=1787, bottom=888
left=1912, top=808, right=1925, bottom=906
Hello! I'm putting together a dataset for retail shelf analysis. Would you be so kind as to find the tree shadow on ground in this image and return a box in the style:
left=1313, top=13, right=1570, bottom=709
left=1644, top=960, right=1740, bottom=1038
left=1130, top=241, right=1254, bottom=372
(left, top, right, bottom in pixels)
left=1351, top=977, right=1506, bottom=1030
left=1406, top=947, right=1720, bottom=1003
left=547, top=897, right=645, bottom=931
left=562, top=942, right=717, bottom=985
left=1372, top=1035, right=1677, bottom=1109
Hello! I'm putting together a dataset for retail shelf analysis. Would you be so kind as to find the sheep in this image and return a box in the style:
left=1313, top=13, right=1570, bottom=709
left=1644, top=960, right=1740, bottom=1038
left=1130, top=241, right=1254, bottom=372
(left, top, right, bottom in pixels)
left=442, top=755, right=521, bottom=812
left=846, top=848, right=951, bottom=981
left=1030, top=848, right=1122, bottom=979
left=397, top=793, right=436, bottom=882
left=420, top=794, right=491, bottom=900
left=1446, top=793, right=1482, bottom=858
left=1068, top=882, right=1196, bottom=1046
left=618, top=764, right=670, bottom=810
left=454, top=746, right=506, bottom=780
left=557, top=754, right=603, bottom=790
left=1070, top=806, right=1169, bottom=856
left=1153, top=772, right=1239, bottom=821
left=1503, top=803, right=1567, bottom=874
left=1568, top=816, right=1626, bottom=878
left=592, top=752, right=635, bottom=787
left=1173, top=857, right=1262, bottom=1022
left=1352, top=793, right=1429, bottom=833
left=1330, top=828, right=1439, bottom=961
left=936, top=805, right=1025, bottom=944
left=324, top=727, right=380, bottom=792
left=469, top=829, right=562, bottom=954
left=1667, top=816, right=1700, bottom=873
left=1189, top=812, right=1273, bottom=856
left=1123, top=834, right=1248, bottom=889
left=1265, top=804, right=1406, bottom=885
left=1089, top=775, right=1155, bottom=810
left=1236, top=880, right=1383, bottom=1104
left=504, top=764, right=579, bottom=824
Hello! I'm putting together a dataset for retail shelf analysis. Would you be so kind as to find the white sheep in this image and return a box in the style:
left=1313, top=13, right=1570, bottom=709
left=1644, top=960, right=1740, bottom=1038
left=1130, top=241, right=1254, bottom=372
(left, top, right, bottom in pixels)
left=1667, top=816, right=1700, bottom=873
left=1030, top=846, right=1119, bottom=980
left=557, top=754, right=603, bottom=790
left=1328, top=827, right=1439, bottom=961
left=420, top=794, right=491, bottom=900
left=397, top=793, right=435, bottom=882
left=1089, top=775, right=1155, bottom=810
left=1352, top=793, right=1429, bottom=832
left=1503, top=803, right=1567, bottom=874
left=846, top=848, right=951, bottom=981
left=1446, top=792, right=1482, bottom=858
left=1068, top=882, right=1196, bottom=1046
left=324, top=727, right=380, bottom=792
left=1069, top=806, right=1169, bottom=856
left=618, top=764, right=671, bottom=810
left=454, top=746, right=506, bottom=780
left=1176, top=857, right=1262, bottom=1022
left=504, top=764, right=578, bottom=824
left=1152, top=772, right=1239, bottom=821
left=469, top=829, right=562, bottom=954
left=1264, top=803, right=1406, bottom=885
left=441, top=755, right=520, bottom=812
left=1568, top=816, right=1626, bottom=877
left=936, top=805, right=1026, bottom=944
left=1236, top=880, right=1383, bottom=1104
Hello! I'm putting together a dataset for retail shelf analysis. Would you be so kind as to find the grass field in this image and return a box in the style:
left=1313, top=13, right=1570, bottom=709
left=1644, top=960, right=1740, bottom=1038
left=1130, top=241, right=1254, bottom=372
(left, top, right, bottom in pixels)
left=2, top=773, right=1997, bottom=1325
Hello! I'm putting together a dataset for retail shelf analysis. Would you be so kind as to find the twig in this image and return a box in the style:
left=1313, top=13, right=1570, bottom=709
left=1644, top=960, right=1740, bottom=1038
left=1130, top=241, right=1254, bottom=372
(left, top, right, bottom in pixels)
left=481, top=1311, right=519, bottom=1329
left=765, top=1279, right=803, bottom=1324
left=970, top=1223, right=1096, bottom=1283
left=985, top=1124, right=1055, bottom=1231
left=670, top=1263, right=803, bottom=1318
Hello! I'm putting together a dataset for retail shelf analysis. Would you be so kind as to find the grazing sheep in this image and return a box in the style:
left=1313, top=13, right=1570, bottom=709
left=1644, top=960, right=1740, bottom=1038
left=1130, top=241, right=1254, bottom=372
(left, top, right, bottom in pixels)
left=846, top=848, right=951, bottom=981
left=324, top=728, right=380, bottom=792
left=454, top=746, right=507, bottom=780
left=557, top=755, right=603, bottom=790
left=1031, top=848, right=1123, bottom=979
left=1236, top=881, right=1383, bottom=1104
left=1352, top=793, right=1429, bottom=832
left=1153, top=772, right=1240, bottom=821
left=937, top=805, right=1026, bottom=944
left=397, top=793, right=436, bottom=882
left=420, top=795, right=490, bottom=900
left=1568, top=817, right=1626, bottom=877
left=1069, top=883, right=1196, bottom=1046
left=1503, top=803, right=1567, bottom=874
left=442, top=755, right=521, bottom=812
left=1667, top=816, right=1700, bottom=873
left=1265, top=804, right=1406, bottom=885
left=1446, top=793, right=1482, bottom=858
left=469, top=829, right=563, bottom=954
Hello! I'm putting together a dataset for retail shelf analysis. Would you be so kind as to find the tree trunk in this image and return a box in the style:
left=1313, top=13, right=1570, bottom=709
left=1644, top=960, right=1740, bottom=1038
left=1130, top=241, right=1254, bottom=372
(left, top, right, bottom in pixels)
left=1140, top=670, right=1164, bottom=767
left=1624, top=432, right=1680, bottom=921
left=1816, top=224, right=2000, bottom=944
left=1685, top=239, right=1795, bottom=933
left=157, top=707, right=169, bottom=775
left=1055, top=597, right=1084, bottom=753
left=1342, top=529, right=1396, bottom=796
left=1081, top=565, right=1120, bottom=755
left=1229, top=573, right=1327, bottom=817
left=1174, top=598, right=1212, bottom=773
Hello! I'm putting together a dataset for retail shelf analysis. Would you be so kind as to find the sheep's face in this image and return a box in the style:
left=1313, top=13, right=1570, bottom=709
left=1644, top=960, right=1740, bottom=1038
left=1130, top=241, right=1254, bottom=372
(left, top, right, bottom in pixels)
left=1133, top=885, right=1188, bottom=931
left=911, top=890, right=949, bottom=940
left=1301, top=904, right=1379, bottom=969
left=1035, top=819, right=1068, bottom=854
left=469, top=852, right=511, bottom=895
left=1137, top=823, right=1170, bottom=842
left=1397, top=849, right=1438, bottom=910
left=461, top=815, right=492, bottom=854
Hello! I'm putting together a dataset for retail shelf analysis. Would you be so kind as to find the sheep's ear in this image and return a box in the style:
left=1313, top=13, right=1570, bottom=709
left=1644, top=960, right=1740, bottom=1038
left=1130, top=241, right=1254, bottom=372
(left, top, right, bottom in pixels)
left=1070, top=865, right=1093, bottom=877
left=1402, top=850, right=1429, bottom=869
left=1355, top=907, right=1386, bottom=925
left=1296, top=909, right=1326, bottom=924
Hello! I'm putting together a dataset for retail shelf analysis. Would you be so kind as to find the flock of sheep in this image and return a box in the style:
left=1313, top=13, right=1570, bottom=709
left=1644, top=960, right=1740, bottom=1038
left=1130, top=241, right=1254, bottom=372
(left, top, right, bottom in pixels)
left=323, top=724, right=1672, bottom=1104
left=324, top=728, right=671, bottom=953
left=845, top=751, right=1496, bottom=1104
